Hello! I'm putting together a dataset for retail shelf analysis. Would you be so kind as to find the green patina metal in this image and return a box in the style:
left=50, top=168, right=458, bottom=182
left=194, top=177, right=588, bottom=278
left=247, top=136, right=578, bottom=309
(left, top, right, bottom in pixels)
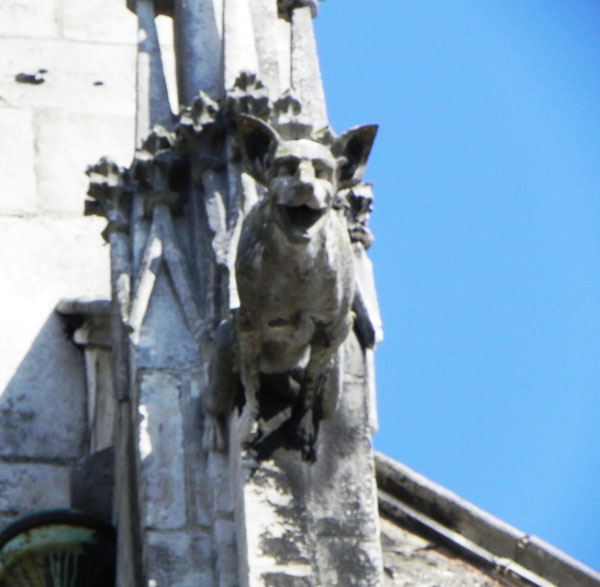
left=0, top=510, right=115, bottom=587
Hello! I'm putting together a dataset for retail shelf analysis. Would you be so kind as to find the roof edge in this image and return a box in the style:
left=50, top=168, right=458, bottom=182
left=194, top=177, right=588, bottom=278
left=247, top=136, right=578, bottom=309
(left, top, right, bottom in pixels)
left=375, top=452, right=600, bottom=587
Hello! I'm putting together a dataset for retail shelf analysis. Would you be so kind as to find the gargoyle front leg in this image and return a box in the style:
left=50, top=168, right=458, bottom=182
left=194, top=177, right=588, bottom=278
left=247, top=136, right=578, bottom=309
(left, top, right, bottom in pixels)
left=288, top=312, right=353, bottom=460
left=236, top=324, right=264, bottom=446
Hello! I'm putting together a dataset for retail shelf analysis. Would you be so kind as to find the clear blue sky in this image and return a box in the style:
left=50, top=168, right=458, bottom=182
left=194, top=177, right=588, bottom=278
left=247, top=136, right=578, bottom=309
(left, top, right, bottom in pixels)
left=316, top=0, right=600, bottom=572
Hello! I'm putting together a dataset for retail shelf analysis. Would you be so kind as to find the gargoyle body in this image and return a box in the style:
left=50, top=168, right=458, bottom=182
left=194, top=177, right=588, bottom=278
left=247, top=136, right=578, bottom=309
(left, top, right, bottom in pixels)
left=203, top=116, right=377, bottom=460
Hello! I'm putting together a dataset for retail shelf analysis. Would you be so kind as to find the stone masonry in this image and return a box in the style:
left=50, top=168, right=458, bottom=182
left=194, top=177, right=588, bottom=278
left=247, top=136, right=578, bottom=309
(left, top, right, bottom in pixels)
left=0, top=0, right=174, bottom=532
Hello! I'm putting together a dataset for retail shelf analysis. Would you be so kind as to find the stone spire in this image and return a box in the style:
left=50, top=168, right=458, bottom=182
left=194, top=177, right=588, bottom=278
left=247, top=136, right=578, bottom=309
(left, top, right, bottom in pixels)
left=87, top=1, right=383, bottom=584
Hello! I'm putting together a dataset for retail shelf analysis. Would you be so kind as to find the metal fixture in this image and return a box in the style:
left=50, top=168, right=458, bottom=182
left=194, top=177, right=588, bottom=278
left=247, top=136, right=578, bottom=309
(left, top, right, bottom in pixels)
left=0, top=509, right=115, bottom=586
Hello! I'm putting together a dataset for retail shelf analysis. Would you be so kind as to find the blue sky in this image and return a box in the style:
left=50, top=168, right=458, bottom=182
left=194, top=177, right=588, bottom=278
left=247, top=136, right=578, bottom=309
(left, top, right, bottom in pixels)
left=316, top=1, right=600, bottom=572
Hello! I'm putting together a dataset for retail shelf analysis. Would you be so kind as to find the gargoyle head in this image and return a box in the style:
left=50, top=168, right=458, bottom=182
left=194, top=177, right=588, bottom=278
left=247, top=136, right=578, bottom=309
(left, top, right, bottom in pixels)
left=238, top=116, right=377, bottom=243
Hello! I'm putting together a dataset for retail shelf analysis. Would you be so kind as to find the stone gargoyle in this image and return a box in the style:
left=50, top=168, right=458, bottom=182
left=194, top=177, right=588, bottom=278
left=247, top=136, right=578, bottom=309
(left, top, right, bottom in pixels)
left=203, top=116, right=377, bottom=460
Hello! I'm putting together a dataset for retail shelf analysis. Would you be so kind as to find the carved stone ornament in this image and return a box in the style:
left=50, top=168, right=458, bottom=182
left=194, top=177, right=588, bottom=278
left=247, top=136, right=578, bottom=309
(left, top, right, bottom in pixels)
left=203, top=115, right=377, bottom=461
left=84, top=158, right=132, bottom=242
left=337, top=182, right=375, bottom=250
left=226, top=72, right=271, bottom=120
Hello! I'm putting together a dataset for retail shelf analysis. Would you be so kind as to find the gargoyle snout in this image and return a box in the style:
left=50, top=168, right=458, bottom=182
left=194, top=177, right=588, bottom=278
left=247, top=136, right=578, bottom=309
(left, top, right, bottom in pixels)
left=289, top=162, right=330, bottom=210
left=297, top=160, right=315, bottom=184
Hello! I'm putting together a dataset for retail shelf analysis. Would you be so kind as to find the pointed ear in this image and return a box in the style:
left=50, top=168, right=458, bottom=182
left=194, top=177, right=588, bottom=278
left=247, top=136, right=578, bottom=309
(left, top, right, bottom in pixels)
left=333, top=125, right=378, bottom=186
left=237, top=115, right=280, bottom=183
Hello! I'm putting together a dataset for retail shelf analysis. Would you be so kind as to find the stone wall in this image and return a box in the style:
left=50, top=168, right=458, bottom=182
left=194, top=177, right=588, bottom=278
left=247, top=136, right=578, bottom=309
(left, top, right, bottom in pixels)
left=0, top=0, right=162, bottom=528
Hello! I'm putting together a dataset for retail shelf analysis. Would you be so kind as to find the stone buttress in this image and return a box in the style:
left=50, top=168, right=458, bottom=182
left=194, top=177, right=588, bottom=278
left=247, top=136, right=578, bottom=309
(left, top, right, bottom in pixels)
left=86, top=1, right=384, bottom=584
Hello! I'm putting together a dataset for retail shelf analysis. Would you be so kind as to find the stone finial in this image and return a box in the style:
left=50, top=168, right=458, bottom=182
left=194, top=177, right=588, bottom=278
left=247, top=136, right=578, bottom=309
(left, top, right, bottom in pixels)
left=278, top=0, right=318, bottom=20
left=85, top=158, right=132, bottom=242
left=272, top=90, right=312, bottom=140
left=177, top=92, right=221, bottom=162
left=178, top=92, right=220, bottom=135
left=132, top=127, right=185, bottom=216
left=226, top=72, right=270, bottom=120
left=338, top=183, right=375, bottom=250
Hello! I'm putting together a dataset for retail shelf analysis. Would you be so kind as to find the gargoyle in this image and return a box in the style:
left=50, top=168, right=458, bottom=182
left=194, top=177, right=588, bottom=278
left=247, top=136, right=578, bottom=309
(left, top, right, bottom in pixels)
left=203, top=116, right=377, bottom=460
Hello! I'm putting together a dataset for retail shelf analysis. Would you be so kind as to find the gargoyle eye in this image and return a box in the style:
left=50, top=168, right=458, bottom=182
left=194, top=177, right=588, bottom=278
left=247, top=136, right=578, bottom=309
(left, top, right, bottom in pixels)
left=314, top=163, right=333, bottom=181
left=276, top=160, right=299, bottom=177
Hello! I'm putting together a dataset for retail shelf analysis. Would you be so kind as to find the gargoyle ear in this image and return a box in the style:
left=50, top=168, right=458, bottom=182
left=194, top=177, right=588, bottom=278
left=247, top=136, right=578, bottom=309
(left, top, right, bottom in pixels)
left=333, top=124, right=378, bottom=187
left=237, top=115, right=280, bottom=183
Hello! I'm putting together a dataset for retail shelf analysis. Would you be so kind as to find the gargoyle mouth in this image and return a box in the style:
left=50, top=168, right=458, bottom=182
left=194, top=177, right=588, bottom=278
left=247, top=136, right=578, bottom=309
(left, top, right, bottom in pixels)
left=277, top=204, right=326, bottom=233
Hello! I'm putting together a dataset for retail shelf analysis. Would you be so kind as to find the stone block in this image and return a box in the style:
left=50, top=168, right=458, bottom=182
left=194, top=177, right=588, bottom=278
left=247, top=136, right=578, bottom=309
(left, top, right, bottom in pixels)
left=181, top=392, right=211, bottom=527
left=236, top=457, right=316, bottom=586
left=0, top=107, right=37, bottom=214
left=316, top=537, right=383, bottom=587
left=59, top=0, right=137, bottom=45
left=136, top=271, right=199, bottom=370
left=145, top=530, right=214, bottom=586
left=137, top=371, right=186, bottom=530
left=35, top=109, right=134, bottom=214
left=0, top=38, right=136, bottom=115
left=0, top=215, right=109, bottom=459
left=0, top=310, right=87, bottom=460
left=0, top=0, right=58, bottom=39
left=207, top=452, right=233, bottom=517
left=0, top=463, right=70, bottom=514
left=213, top=519, right=238, bottom=587
left=87, top=348, right=116, bottom=452
left=312, top=425, right=380, bottom=539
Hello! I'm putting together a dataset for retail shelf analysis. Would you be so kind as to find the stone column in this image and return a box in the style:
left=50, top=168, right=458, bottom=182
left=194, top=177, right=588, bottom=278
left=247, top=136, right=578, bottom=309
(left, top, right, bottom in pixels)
left=288, top=0, right=328, bottom=129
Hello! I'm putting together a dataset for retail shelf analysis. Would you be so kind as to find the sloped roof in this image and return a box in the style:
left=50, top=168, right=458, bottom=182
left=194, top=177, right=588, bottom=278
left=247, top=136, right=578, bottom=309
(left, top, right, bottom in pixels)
left=376, top=452, right=600, bottom=587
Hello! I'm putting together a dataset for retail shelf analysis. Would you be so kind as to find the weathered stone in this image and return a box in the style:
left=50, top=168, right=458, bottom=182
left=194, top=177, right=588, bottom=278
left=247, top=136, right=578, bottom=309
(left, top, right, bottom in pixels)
left=137, top=371, right=187, bottom=530
left=135, top=271, right=199, bottom=370
left=84, top=347, right=116, bottom=452
left=0, top=309, right=87, bottom=460
left=145, top=530, right=215, bottom=586
left=71, top=447, right=115, bottom=524
left=180, top=379, right=211, bottom=527
left=155, top=17, right=178, bottom=113
left=233, top=455, right=317, bottom=587
left=0, top=215, right=109, bottom=390
left=0, top=463, right=70, bottom=514
left=274, top=18, right=292, bottom=92
left=0, top=39, right=136, bottom=115
left=379, top=519, right=505, bottom=587
left=223, top=0, right=258, bottom=91
left=0, top=0, right=58, bottom=39
left=135, top=0, right=174, bottom=144
left=316, top=537, right=383, bottom=587
left=173, top=0, right=223, bottom=103
left=59, top=0, right=137, bottom=45
left=213, top=518, right=238, bottom=587
left=36, top=109, right=134, bottom=214
left=0, top=107, right=37, bottom=214
left=249, top=0, right=282, bottom=99
left=290, top=6, right=327, bottom=130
